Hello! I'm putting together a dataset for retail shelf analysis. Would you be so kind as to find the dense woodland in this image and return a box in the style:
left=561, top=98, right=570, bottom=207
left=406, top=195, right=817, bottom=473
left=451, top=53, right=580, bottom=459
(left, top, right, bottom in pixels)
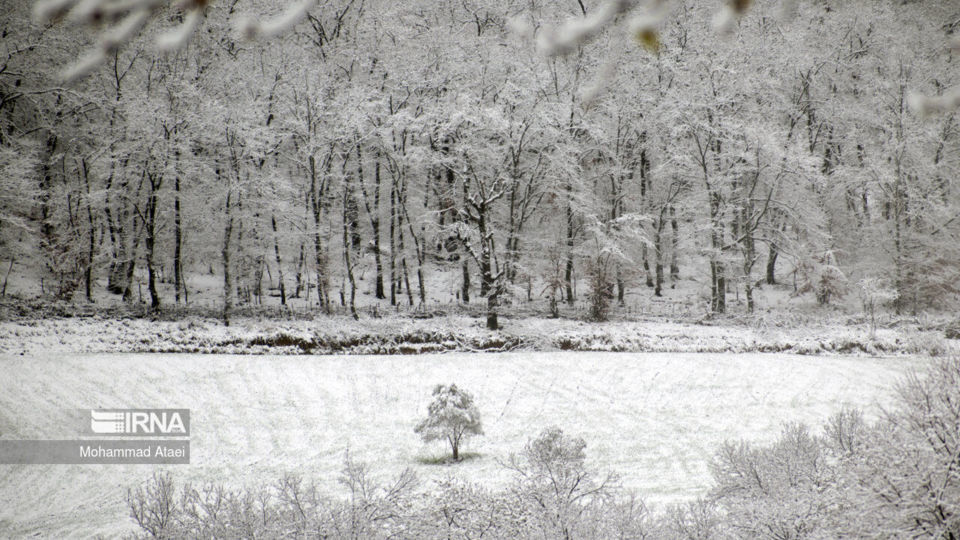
left=1, top=0, right=958, bottom=328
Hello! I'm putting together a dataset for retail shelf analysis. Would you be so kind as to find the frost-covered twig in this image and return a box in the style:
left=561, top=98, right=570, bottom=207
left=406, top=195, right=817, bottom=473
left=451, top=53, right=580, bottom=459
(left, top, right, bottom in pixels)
left=236, top=0, right=316, bottom=40
left=33, top=0, right=317, bottom=82
left=908, top=36, right=960, bottom=117
left=536, top=0, right=633, bottom=57
left=155, top=7, right=203, bottom=52
left=908, top=88, right=960, bottom=118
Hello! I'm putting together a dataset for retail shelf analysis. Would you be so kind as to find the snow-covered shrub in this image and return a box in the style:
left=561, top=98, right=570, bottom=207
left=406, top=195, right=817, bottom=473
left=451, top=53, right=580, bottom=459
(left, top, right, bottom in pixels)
left=539, top=245, right=568, bottom=318
left=126, top=472, right=177, bottom=538
left=505, top=426, right=621, bottom=539
left=857, top=277, right=897, bottom=336
left=414, top=477, right=525, bottom=538
left=822, top=407, right=869, bottom=457
left=586, top=255, right=615, bottom=322
left=127, top=459, right=419, bottom=538
left=708, top=357, right=960, bottom=538
left=710, top=423, right=833, bottom=538
left=331, top=455, right=419, bottom=538
left=865, top=357, right=960, bottom=537
left=794, top=250, right=848, bottom=305
left=945, top=321, right=960, bottom=340
left=654, top=498, right=731, bottom=540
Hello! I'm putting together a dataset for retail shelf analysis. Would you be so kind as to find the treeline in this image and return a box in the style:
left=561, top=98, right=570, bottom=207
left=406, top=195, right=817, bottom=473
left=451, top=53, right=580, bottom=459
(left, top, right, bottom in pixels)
left=0, top=0, right=958, bottom=326
left=126, top=356, right=960, bottom=538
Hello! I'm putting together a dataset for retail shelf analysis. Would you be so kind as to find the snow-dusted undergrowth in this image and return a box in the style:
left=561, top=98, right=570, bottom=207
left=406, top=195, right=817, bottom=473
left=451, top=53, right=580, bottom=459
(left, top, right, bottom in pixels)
left=0, top=313, right=955, bottom=357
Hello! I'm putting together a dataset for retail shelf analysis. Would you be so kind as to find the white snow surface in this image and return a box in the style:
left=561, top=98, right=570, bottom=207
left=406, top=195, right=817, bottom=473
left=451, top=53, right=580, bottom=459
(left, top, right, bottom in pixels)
left=0, top=351, right=924, bottom=537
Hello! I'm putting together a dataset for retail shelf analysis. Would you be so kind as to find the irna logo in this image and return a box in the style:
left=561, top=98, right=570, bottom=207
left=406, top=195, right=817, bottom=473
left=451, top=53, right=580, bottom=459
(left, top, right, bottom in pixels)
left=87, top=409, right=190, bottom=437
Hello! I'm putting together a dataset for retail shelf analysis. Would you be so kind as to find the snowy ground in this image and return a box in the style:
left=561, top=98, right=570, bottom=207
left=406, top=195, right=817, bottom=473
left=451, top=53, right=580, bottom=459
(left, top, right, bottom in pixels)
left=0, top=351, right=923, bottom=538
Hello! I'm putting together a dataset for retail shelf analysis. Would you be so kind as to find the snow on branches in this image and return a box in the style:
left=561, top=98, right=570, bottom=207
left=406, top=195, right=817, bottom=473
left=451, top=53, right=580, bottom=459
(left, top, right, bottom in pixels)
left=33, top=0, right=317, bottom=82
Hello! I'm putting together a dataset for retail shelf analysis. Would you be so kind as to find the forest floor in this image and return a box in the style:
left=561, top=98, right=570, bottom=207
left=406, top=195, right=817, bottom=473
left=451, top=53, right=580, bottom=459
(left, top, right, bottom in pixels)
left=1, top=295, right=958, bottom=357
left=3, top=256, right=958, bottom=358
left=2, top=257, right=959, bottom=358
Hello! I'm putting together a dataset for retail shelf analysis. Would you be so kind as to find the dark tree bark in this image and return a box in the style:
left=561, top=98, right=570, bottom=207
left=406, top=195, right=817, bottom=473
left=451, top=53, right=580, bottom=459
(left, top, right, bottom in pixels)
left=222, top=175, right=233, bottom=326
left=80, top=158, right=96, bottom=302
left=271, top=214, right=286, bottom=305
left=358, top=146, right=385, bottom=299
left=293, top=243, right=304, bottom=299
left=765, top=243, right=778, bottom=285
left=654, top=221, right=665, bottom=297
left=460, top=167, right=471, bottom=304
left=400, top=186, right=426, bottom=307
left=710, top=190, right=726, bottom=314
left=458, top=168, right=504, bottom=330
left=389, top=175, right=397, bottom=305
left=347, top=146, right=361, bottom=252
left=342, top=177, right=359, bottom=320
left=308, top=152, right=331, bottom=311
left=564, top=194, right=575, bottom=305
left=669, top=206, right=680, bottom=282
left=173, top=157, right=184, bottom=304
left=144, top=169, right=162, bottom=310
left=477, top=211, right=498, bottom=330
left=121, top=174, right=145, bottom=303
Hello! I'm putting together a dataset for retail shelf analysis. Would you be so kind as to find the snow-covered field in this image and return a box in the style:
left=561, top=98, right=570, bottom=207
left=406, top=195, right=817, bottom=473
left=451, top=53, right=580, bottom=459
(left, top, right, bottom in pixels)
left=0, top=352, right=922, bottom=538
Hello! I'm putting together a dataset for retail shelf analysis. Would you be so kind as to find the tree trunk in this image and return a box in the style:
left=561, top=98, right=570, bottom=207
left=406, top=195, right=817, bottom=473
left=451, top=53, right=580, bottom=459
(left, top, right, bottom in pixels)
left=271, top=215, right=286, bottom=305
left=234, top=192, right=247, bottom=306
left=308, top=154, right=329, bottom=311
left=398, top=257, right=411, bottom=306
left=373, top=156, right=384, bottom=299
left=343, top=179, right=359, bottom=321
left=479, top=213, right=499, bottom=331
left=616, top=267, right=625, bottom=305
left=174, top=171, right=183, bottom=303
left=222, top=184, right=234, bottom=326
left=357, top=145, right=385, bottom=300
left=709, top=191, right=725, bottom=314
left=294, top=243, right=304, bottom=299
left=462, top=260, right=471, bottom=304
left=38, top=135, right=57, bottom=285
left=122, top=184, right=143, bottom=303
left=669, top=205, right=680, bottom=282
left=765, top=243, right=778, bottom=285
left=485, top=285, right=498, bottom=330
left=461, top=171, right=471, bottom=304
left=892, top=156, right=907, bottom=314
left=642, top=244, right=654, bottom=287
left=145, top=172, right=161, bottom=310
left=400, top=178, right=426, bottom=307
left=347, top=146, right=361, bottom=252
left=564, top=199, right=575, bottom=305
left=81, top=158, right=96, bottom=302
left=654, top=223, right=664, bottom=297
left=107, top=211, right=126, bottom=294
left=109, top=174, right=136, bottom=296
left=389, top=178, right=397, bottom=305
left=1, top=259, right=13, bottom=297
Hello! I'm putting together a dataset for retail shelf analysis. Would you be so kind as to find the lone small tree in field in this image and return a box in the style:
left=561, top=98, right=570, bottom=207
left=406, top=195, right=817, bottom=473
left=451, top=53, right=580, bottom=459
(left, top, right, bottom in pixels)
left=415, top=384, right=483, bottom=461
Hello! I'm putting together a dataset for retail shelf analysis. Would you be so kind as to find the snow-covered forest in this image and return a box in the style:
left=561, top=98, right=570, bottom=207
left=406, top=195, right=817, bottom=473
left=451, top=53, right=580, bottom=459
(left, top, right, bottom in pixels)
left=2, top=1, right=960, bottom=537
left=1, top=0, right=958, bottom=326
